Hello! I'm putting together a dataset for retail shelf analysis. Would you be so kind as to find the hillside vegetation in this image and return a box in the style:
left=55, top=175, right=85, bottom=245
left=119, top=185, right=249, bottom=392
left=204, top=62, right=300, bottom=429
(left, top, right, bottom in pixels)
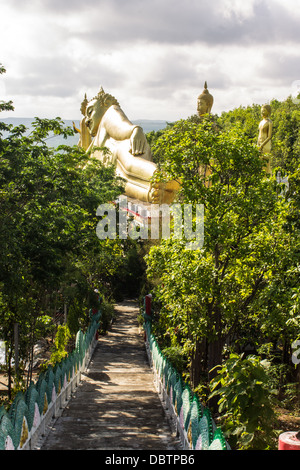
left=144, top=94, right=300, bottom=449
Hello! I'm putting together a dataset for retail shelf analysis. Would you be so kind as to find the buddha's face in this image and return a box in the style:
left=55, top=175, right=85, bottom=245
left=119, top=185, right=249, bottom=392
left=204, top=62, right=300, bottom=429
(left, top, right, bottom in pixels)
left=85, top=99, right=104, bottom=136
left=261, top=106, right=270, bottom=118
left=197, top=97, right=209, bottom=116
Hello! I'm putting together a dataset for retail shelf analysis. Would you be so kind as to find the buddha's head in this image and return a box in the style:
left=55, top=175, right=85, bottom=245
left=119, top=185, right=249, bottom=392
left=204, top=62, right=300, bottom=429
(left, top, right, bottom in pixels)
left=197, top=82, right=214, bottom=117
left=85, top=87, right=119, bottom=136
left=261, top=104, right=271, bottom=118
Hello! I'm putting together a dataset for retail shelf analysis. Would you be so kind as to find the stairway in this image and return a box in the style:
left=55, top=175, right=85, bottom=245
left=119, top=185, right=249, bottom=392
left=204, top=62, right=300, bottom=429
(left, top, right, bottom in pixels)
left=39, top=299, right=180, bottom=450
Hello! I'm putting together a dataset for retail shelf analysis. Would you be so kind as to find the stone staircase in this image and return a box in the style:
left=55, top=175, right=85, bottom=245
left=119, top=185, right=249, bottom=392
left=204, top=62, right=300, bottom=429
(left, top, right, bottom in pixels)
left=39, top=299, right=180, bottom=450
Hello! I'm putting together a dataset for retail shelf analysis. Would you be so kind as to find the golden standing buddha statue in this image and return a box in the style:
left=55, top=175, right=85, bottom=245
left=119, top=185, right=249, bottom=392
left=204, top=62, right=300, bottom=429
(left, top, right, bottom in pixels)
left=73, top=94, right=92, bottom=151
left=257, top=104, right=273, bottom=174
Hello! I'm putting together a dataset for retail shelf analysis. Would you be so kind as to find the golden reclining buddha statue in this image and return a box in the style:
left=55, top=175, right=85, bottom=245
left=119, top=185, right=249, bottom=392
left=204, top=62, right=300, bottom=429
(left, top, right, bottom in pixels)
left=76, top=87, right=179, bottom=204
left=74, top=83, right=272, bottom=206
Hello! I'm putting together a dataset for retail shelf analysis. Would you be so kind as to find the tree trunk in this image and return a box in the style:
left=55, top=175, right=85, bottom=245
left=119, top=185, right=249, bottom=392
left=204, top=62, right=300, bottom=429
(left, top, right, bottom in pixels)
left=207, top=334, right=224, bottom=413
left=207, top=335, right=224, bottom=379
left=26, top=317, right=37, bottom=387
left=207, top=303, right=223, bottom=379
left=7, top=346, right=13, bottom=400
left=190, top=338, right=207, bottom=388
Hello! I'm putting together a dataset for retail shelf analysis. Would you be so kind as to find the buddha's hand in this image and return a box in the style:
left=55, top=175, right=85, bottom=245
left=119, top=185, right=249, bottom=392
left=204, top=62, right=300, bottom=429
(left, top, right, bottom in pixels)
left=130, top=126, right=146, bottom=155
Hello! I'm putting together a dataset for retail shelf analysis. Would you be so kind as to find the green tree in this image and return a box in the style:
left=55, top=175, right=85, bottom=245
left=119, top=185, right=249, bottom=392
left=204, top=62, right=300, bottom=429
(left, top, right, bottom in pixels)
left=146, top=118, right=289, bottom=387
left=209, top=353, right=277, bottom=449
left=0, top=63, right=125, bottom=397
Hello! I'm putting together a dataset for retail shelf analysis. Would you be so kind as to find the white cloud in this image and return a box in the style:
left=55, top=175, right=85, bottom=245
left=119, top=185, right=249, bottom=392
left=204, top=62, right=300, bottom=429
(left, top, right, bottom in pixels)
left=1, top=0, right=300, bottom=121
left=218, top=0, right=257, bottom=20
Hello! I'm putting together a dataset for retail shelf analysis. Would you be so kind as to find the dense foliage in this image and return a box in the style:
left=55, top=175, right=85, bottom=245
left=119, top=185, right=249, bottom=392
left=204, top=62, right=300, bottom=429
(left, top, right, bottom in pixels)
left=145, top=96, right=300, bottom=449
left=217, top=96, right=300, bottom=174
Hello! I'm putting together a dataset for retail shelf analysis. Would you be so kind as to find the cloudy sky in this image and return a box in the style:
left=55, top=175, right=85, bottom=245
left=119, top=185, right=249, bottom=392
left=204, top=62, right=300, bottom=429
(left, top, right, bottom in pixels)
left=0, top=0, right=300, bottom=122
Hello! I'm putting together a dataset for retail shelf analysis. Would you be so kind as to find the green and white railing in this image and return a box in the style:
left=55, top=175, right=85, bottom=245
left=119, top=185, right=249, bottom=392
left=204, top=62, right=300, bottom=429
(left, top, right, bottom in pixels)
left=0, top=310, right=101, bottom=450
left=143, top=318, right=230, bottom=450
